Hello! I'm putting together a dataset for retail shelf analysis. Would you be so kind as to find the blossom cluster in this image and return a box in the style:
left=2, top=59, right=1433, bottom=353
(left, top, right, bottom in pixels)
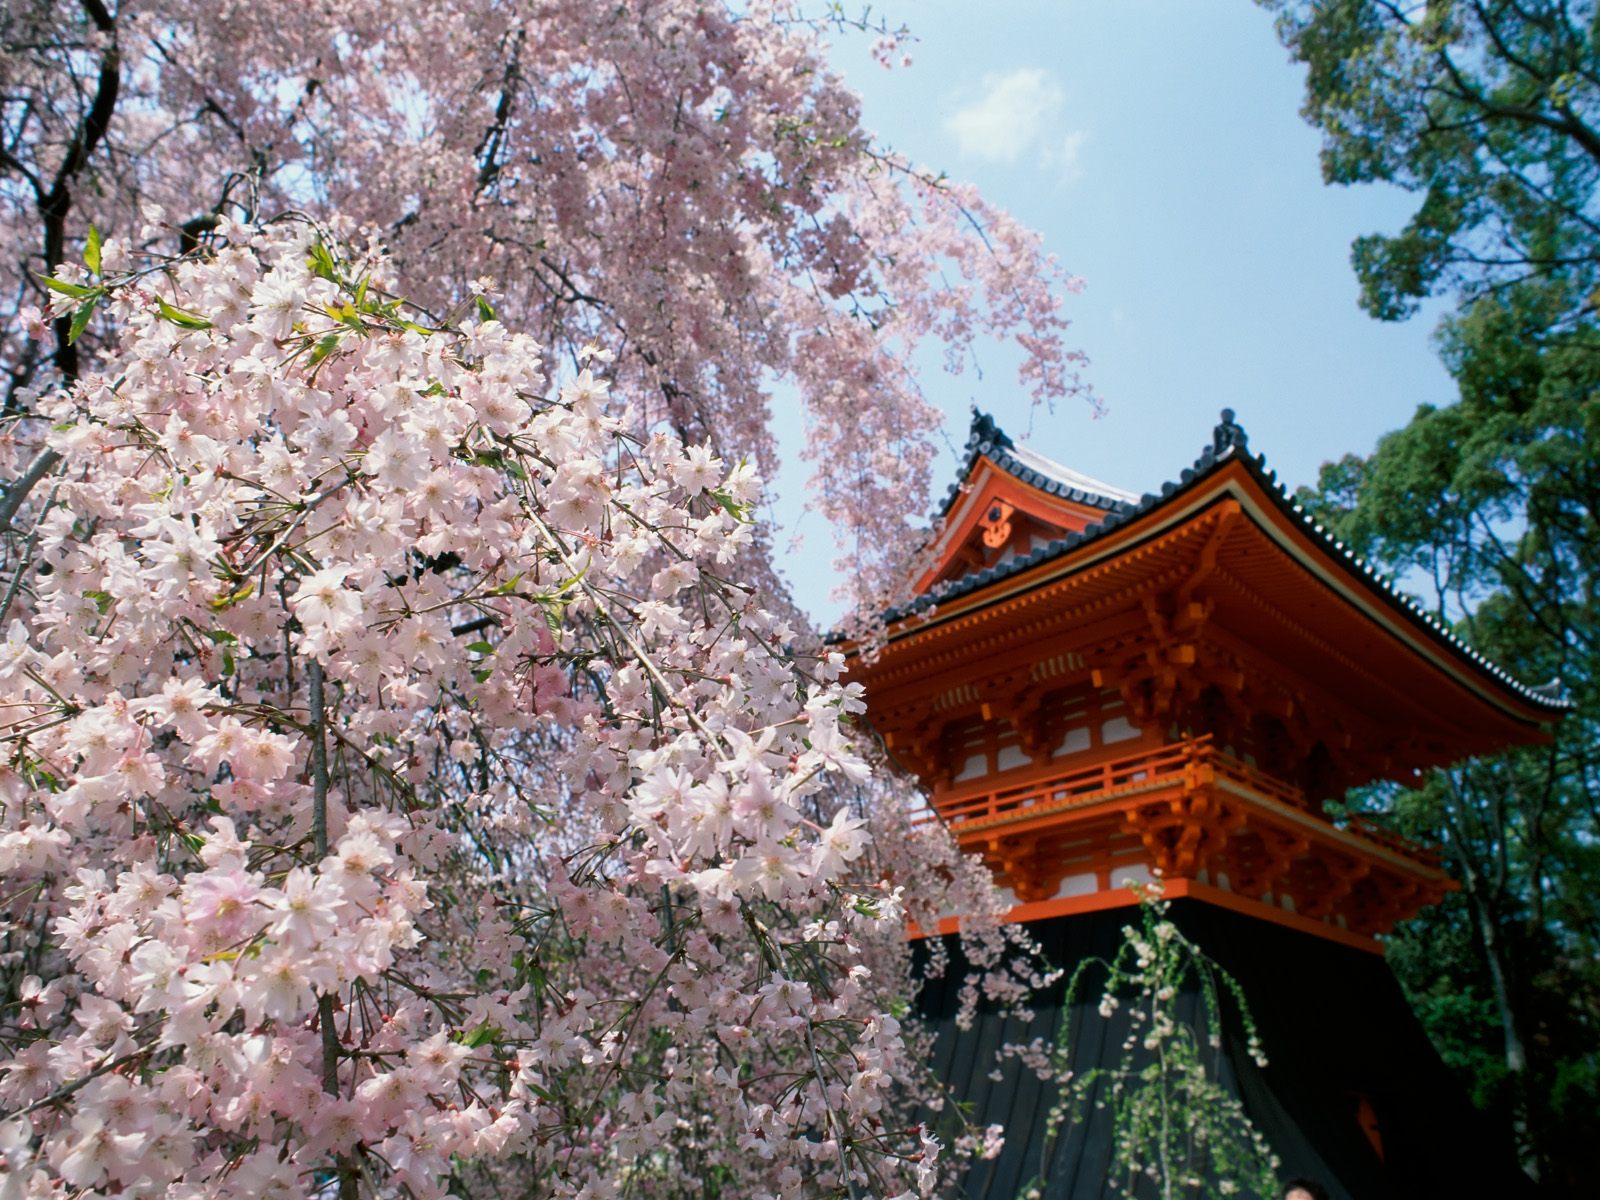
left=1, top=0, right=1093, bottom=624
left=0, top=224, right=966, bottom=1199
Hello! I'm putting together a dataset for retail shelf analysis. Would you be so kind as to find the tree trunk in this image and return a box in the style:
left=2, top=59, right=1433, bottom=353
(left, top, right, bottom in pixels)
left=1460, top=861, right=1537, bottom=1181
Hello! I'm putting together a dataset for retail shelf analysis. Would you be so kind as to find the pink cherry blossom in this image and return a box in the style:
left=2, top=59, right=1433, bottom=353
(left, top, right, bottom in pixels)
left=0, top=225, right=1050, bottom=1198
left=0, top=4, right=1075, bottom=1191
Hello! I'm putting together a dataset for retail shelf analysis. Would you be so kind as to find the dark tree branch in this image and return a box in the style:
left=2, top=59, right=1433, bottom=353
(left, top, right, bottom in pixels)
left=33, top=0, right=120, bottom=387
left=0, top=448, right=63, bottom=533
left=474, top=29, right=525, bottom=192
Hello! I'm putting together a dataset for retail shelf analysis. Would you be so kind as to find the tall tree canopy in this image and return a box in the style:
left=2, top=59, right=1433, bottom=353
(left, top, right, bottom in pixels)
left=1265, top=0, right=1600, bottom=329
left=1266, top=2, right=1600, bottom=1192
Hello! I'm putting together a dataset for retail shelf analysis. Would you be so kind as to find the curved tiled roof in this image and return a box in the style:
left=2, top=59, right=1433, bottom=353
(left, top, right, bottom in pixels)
left=890, top=411, right=1570, bottom=714
left=933, top=409, right=1137, bottom=519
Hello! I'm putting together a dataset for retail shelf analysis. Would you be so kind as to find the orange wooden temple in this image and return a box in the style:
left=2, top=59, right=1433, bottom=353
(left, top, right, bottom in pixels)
left=848, top=410, right=1566, bottom=953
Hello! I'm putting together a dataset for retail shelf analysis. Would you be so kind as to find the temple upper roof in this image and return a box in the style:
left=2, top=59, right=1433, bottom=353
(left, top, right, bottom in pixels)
left=891, top=408, right=1568, bottom=720
left=932, top=408, right=1139, bottom=519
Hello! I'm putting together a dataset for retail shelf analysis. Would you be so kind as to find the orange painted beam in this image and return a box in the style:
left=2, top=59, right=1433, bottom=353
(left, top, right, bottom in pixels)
left=909, top=878, right=1384, bottom=955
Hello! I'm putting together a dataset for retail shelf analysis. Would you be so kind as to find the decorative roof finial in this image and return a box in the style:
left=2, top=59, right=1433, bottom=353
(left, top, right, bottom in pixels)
left=1529, top=677, right=1567, bottom=702
left=1211, top=408, right=1248, bottom=456
left=969, top=407, right=1014, bottom=452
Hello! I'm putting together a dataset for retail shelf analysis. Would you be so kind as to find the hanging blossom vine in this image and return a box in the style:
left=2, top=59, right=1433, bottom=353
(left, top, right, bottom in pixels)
left=1012, top=884, right=1280, bottom=1200
left=0, top=221, right=1039, bottom=1199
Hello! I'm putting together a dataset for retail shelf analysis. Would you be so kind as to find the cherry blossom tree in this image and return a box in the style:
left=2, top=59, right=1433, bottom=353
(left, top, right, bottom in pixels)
left=0, top=4, right=1086, bottom=1196
left=0, top=221, right=1050, bottom=1198
left=2, top=0, right=1092, bottom=615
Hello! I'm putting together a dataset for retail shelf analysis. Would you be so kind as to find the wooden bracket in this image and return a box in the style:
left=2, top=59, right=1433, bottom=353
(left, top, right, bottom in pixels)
left=1121, top=788, right=1236, bottom=879
left=1294, top=852, right=1372, bottom=918
left=1222, top=828, right=1309, bottom=899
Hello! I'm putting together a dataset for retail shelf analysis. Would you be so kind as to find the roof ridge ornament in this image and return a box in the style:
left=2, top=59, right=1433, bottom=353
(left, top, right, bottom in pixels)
left=1212, top=408, right=1249, bottom=457
left=969, top=407, right=1014, bottom=452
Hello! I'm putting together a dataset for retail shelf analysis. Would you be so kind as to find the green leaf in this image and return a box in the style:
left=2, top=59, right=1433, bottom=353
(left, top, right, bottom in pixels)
left=201, top=627, right=238, bottom=645
left=67, top=295, right=98, bottom=345
left=472, top=667, right=493, bottom=683
left=487, top=572, right=523, bottom=596
left=37, top=274, right=101, bottom=299
left=475, top=295, right=497, bottom=322
left=84, top=225, right=102, bottom=275
left=207, top=583, right=254, bottom=612
left=555, top=561, right=590, bottom=593
left=307, top=333, right=341, bottom=368
left=83, top=589, right=113, bottom=614
left=307, top=241, right=339, bottom=283
left=330, top=302, right=366, bottom=331
left=456, top=1022, right=500, bottom=1048
left=708, top=488, right=754, bottom=524
left=156, top=298, right=213, bottom=330
left=466, top=641, right=494, bottom=655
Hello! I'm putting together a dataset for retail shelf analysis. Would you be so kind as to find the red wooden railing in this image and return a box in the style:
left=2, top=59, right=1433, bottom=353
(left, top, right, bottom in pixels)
left=913, top=733, right=1440, bottom=869
left=926, top=741, right=1172, bottom=826
left=925, top=734, right=1287, bottom=828
left=1209, top=747, right=1307, bottom=809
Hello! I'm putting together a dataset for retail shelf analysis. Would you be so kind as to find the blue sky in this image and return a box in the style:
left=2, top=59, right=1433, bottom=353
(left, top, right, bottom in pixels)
left=766, top=1, right=1456, bottom=624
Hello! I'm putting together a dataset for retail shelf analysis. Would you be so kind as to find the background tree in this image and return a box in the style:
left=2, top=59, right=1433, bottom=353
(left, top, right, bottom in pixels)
left=1264, top=1, right=1600, bottom=1191
left=1262, top=0, right=1600, bottom=332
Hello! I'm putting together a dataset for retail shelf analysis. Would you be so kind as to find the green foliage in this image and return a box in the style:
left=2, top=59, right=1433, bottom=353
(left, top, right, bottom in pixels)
left=1268, top=9, right=1600, bottom=1188
left=1262, top=0, right=1600, bottom=328
left=1293, top=303, right=1600, bottom=1195
left=154, top=297, right=213, bottom=329
left=1019, top=886, right=1279, bottom=1200
left=1298, top=381, right=1600, bottom=1191
left=1391, top=931, right=1512, bottom=1111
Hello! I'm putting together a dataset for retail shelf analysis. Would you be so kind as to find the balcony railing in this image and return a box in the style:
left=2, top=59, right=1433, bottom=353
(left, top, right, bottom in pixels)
left=916, top=733, right=1441, bottom=870
left=925, top=733, right=1304, bottom=830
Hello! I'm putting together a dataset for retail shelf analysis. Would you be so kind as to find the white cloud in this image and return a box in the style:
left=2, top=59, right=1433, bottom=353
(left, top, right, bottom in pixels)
left=944, top=68, right=1083, bottom=172
left=1044, top=129, right=1089, bottom=182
